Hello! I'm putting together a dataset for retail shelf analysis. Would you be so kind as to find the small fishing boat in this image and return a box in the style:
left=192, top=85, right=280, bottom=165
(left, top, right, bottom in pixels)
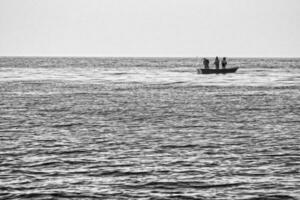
left=197, top=67, right=239, bottom=74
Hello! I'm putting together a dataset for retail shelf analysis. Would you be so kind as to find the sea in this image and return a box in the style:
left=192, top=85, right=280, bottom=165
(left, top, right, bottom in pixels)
left=0, top=57, right=299, bottom=200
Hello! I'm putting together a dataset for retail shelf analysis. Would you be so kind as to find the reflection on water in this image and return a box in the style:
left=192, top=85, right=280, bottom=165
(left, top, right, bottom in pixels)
left=0, top=57, right=299, bottom=200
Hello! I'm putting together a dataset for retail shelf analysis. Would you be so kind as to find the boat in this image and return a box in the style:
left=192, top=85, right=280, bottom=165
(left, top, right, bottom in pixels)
left=197, top=67, right=239, bottom=74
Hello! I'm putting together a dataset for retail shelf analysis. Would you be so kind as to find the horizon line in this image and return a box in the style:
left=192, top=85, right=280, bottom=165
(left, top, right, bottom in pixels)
left=1, top=55, right=300, bottom=59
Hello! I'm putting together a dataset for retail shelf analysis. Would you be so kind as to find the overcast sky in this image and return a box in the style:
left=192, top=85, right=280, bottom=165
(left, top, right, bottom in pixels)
left=0, top=0, right=299, bottom=57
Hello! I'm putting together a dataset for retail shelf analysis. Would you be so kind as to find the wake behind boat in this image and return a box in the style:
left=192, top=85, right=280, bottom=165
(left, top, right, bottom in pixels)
left=197, top=67, right=239, bottom=74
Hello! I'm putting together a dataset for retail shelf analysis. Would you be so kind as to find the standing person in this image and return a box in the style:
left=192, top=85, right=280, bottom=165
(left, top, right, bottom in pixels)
left=203, top=58, right=209, bottom=69
left=222, top=57, right=227, bottom=69
left=214, top=57, right=220, bottom=69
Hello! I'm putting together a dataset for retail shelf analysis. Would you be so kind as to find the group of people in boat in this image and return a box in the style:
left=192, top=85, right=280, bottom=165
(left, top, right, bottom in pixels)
left=203, top=57, right=227, bottom=69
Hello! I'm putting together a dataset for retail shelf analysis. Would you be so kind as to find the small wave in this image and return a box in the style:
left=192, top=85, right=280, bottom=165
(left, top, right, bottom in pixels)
left=160, top=144, right=198, bottom=149
left=107, top=72, right=132, bottom=75
left=24, top=161, right=62, bottom=168
left=57, top=149, right=89, bottom=155
left=89, top=170, right=151, bottom=177
left=243, top=194, right=297, bottom=200
left=173, top=125, right=205, bottom=129
left=154, top=194, right=207, bottom=200
left=151, top=81, right=186, bottom=86
left=4, top=192, right=103, bottom=200
left=39, top=108, right=70, bottom=113
left=51, top=123, right=83, bottom=128
left=0, top=185, right=38, bottom=191
left=87, top=163, right=135, bottom=169
left=124, top=181, right=246, bottom=190
left=9, top=169, right=60, bottom=176
left=0, top=193, right=13, bottom=199
left=264, top=153, right=300, bottom=157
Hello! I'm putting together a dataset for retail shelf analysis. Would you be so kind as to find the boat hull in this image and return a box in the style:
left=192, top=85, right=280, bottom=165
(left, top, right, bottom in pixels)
left=197, top=67, right=239, bottom=74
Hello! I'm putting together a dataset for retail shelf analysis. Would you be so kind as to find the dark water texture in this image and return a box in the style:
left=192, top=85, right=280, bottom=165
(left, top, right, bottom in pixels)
left=0, top=57, right=299, bottom=200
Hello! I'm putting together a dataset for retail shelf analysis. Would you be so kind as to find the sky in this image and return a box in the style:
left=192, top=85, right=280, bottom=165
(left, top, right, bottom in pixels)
left=0, top=0, right=299, bottom=57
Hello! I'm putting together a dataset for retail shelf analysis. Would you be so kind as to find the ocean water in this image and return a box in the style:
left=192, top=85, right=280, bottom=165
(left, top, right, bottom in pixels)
left=0, top=57, right=299, bottom=200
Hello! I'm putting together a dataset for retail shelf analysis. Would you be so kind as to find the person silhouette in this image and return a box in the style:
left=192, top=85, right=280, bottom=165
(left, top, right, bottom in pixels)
left=203, top=58, right=209, bottom=69
left=222, top=57, right=227, bottom=69
left=214, top=57, right=220, bottom=69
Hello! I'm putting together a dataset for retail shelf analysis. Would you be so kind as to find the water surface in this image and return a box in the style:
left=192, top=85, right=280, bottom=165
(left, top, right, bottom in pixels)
left=0, top=57, right=299, bottom=200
